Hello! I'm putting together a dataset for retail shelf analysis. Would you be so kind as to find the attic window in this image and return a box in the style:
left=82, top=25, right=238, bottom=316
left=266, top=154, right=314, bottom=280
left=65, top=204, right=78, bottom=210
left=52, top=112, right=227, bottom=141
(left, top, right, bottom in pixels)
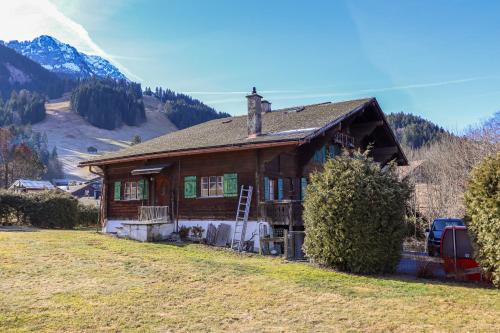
left=222, top=119, right=232, bottom=124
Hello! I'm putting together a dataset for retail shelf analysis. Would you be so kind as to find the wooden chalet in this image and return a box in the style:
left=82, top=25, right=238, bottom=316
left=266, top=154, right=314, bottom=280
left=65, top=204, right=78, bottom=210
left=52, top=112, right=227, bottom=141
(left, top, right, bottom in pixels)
left=80, top=88, right=407, bottom=248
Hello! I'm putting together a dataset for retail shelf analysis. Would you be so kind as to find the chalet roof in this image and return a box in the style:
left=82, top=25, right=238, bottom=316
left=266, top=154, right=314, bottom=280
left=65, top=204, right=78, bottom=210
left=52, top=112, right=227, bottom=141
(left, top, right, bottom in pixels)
left=80, top=98, right=374, bottom=166
left=9, top=179, right=55, bottom=190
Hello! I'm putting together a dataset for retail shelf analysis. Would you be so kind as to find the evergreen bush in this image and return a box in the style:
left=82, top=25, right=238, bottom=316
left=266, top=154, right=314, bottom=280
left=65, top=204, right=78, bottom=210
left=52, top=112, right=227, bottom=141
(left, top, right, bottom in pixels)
left=464, top=153, right=500, bottom=287
left=0, top=190, right=78, bottom=228
left=77, top=203, right=99, bottom=227
left=303, top=151, right=411, bottom=274
left=24, top=191, right=78, bottom=228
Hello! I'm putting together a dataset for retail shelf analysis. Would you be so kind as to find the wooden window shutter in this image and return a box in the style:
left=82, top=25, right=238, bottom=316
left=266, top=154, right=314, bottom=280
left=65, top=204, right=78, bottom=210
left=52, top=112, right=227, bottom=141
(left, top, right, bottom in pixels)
left=223, top=173, right=238, bottom=197
left=184, top=176, right=197, bottom=198
left=321, top=145, right=326, bottom=162
left=114, top=181, right=121, bottom=201
left=277, top=178, right=284, bottom=201
left=300, top=177, right=307, bottom=201
left=139, top=179, right=149, bottom=200
left=264, top=177, right=270, bottom=201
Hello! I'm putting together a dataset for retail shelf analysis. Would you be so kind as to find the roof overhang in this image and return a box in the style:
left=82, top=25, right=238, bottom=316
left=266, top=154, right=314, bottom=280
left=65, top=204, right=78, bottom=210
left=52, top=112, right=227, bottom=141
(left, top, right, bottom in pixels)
left=298, top=97, right=408, bottom=166
left=79, top=140, right=299, bottom=167
left=131, top=163, right=172, bottom=175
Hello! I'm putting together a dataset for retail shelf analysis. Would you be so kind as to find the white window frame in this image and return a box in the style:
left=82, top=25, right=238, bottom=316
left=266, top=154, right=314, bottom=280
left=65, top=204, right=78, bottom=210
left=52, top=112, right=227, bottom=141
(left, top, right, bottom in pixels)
left=124, top=181, right=140, bottom=201
left=200, top=176, right=224, bottom=198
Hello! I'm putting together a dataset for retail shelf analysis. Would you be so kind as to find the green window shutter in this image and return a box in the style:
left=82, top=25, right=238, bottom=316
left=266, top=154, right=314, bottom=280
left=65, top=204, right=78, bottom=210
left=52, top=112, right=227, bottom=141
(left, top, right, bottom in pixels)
left=264, top=177, right=270, bottom=201
left=278, top=178, right=284, bottom=201
left=321, top=145, right=326, bottom=163
left=223, top=173, right=238, bottom=197
left=184, top=176, right=197, bottom=198
left=114, top=181, right=121, bottom=201
left=300, top=177, right=307, bottom=201
left=139, top=179, right=149, bottom=200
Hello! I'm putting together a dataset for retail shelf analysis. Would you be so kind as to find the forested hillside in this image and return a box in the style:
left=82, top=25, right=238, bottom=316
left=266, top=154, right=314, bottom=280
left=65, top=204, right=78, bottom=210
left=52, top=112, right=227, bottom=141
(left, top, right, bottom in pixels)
left=0, top=126, right=62, bottom=187
left=386, top=112, right=448, bottom=149
left=0, top=90, right=46, bottom=126
left=71, top=78, right=146, bottom=130
left=145, top=86, right=230, bottom=129
left=0, top=44, right=70, bottom=99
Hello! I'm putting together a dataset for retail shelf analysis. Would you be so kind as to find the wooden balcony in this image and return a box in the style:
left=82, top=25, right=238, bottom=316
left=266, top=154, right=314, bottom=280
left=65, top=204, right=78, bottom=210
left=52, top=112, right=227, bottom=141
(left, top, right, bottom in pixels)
left=259, top=200, right=303, bottom=227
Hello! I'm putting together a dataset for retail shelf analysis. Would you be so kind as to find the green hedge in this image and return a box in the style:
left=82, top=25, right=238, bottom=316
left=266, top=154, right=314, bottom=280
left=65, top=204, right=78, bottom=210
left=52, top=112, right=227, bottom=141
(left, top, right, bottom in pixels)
left=303, top=151, right=411, bottom=274
left=77, top=203, right=99, bottom=227
left=464, top=153, right=500, bottom=287
left=0, top=190, right=98, bottom=228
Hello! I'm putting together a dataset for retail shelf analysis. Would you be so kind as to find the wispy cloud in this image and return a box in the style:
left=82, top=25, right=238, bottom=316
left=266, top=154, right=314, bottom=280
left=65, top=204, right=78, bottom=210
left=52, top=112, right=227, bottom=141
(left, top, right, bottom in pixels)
left=202, top=77, right=491, bottom=105
left=0, top=0, right=141, bottom=81
left=184, top=90, right=302, bottom=95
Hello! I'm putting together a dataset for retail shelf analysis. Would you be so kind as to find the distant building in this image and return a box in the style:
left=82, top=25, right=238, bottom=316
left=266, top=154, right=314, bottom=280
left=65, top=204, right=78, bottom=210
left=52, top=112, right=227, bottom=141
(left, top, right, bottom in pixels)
left=53, top=179, right=70, bottom=187
left=9, top=179, right=55, bottom=193
left=59, top=179, right=102, bottom=199
left=87, top=146, right=98, bottom=154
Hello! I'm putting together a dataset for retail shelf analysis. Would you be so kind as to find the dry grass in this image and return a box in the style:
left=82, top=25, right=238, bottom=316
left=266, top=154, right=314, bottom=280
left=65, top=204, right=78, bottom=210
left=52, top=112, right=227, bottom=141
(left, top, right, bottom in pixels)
left=0, top=230, right=498, bottom=332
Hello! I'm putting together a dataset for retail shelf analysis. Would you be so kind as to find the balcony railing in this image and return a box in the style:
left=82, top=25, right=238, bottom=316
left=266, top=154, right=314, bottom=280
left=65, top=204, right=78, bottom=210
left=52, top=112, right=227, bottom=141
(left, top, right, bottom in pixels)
left=138, top=206, right=171, bottom=223
left=259, top=200, right=303, bottom=226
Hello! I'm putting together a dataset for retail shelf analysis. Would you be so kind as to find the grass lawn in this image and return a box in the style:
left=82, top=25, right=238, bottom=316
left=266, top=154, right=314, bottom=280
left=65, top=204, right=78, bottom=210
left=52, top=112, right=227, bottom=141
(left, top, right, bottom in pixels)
left=0, top=230, right=499, bottom=332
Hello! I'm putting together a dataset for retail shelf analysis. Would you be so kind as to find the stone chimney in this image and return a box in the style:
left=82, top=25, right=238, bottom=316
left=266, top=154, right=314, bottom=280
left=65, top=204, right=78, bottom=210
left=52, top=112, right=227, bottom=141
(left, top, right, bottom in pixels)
left=261, top=100, right=271, bottom=113
left=246, top=87, right=262, bottom=138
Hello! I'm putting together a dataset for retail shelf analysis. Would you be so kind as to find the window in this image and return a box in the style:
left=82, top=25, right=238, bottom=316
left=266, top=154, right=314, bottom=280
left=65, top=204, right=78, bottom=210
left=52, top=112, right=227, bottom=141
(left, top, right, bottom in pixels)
left=264, top=177, right=284, bottom=201
left=124, top=181, right=140, bottom=200
left=201, top=176, right=224, bottom=197
left=269, top=179, right=276, bottom=200
left=313, top=145, right=327, bottom=163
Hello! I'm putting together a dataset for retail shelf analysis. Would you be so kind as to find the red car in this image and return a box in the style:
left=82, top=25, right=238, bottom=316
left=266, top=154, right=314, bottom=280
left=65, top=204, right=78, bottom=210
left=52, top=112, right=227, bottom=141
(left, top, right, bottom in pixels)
left=440, top=226, right=482, bottom=282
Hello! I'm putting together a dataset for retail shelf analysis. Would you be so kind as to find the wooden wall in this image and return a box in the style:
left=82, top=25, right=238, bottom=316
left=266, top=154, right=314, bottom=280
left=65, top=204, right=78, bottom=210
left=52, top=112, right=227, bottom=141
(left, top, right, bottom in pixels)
left=103, top=104, right=402, bottom=223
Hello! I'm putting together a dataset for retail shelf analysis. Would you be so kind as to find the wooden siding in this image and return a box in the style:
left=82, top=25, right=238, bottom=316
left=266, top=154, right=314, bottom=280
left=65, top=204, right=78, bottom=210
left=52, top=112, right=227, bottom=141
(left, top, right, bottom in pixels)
left=103, top=104, right=401, bottom=223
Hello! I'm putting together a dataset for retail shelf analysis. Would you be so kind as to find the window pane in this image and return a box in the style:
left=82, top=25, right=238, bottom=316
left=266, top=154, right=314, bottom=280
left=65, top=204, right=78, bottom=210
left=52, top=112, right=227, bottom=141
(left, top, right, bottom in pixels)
left=209, top=177, right=217, bottom=195
left=269, top=180, right=275, bottom=200
left=201, top=177, right=208, bottom=197
left=217, top=176, right=223, bottom=195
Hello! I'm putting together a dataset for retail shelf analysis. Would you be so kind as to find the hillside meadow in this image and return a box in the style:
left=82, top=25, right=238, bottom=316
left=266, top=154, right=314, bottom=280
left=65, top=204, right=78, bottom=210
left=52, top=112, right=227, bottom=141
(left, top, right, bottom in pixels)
left=0, top=230, right=498, bottom=332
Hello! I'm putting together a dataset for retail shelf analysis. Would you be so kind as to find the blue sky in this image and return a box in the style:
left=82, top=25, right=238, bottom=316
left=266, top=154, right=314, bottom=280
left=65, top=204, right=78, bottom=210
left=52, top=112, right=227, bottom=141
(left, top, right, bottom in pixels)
left=2, top=0, right=500, bottom=131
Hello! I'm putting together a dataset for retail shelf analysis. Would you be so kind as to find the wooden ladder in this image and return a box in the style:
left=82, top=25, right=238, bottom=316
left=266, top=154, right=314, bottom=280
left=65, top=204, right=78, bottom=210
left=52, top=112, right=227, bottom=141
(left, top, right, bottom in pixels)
left=231, top=185, right=253, bottom=251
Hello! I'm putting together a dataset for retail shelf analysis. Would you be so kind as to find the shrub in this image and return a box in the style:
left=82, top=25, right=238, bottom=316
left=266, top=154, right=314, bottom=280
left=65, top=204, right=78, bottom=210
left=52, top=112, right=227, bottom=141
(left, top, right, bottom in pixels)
left=303, top=151, right=411, bottom=274
left=179, top=226, right=191, bottom=240
left=0, top=190, right=30, bottom=224
left=77, top=203, right=99, bottom=227
left=24, top=191, right=78, bottom=228
left=464, top=153, right=500, bottom=287
left=0, top=190, right=78, bottom=228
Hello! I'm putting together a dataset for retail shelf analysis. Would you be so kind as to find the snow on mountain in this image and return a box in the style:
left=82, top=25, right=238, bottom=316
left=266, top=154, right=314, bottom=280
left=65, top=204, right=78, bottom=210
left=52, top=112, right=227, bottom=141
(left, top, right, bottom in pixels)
left=2, top=35, right=127, bottom=80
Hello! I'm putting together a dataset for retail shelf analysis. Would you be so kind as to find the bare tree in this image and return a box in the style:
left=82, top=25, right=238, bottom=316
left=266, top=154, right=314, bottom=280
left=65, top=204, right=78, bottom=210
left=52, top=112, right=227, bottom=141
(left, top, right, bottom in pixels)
left=404, top=112, right=499, bottom=227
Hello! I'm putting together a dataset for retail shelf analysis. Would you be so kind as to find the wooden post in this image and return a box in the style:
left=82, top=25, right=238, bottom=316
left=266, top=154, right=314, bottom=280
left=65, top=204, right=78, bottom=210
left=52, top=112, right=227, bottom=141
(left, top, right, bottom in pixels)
left=255, top=149, right=261, bottom=220
left=284, top=229, right=288, bottom=259
left=99, top=166, right=108, bottom=229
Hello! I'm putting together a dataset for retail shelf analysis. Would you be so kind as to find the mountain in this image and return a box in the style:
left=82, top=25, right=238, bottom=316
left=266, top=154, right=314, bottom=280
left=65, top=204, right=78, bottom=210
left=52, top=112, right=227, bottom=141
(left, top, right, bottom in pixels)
left=1, top=35, right=126, bottom=80
left=387, top=112, right=449, bottom=149
left=0, top=43, right=66, bottom=99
